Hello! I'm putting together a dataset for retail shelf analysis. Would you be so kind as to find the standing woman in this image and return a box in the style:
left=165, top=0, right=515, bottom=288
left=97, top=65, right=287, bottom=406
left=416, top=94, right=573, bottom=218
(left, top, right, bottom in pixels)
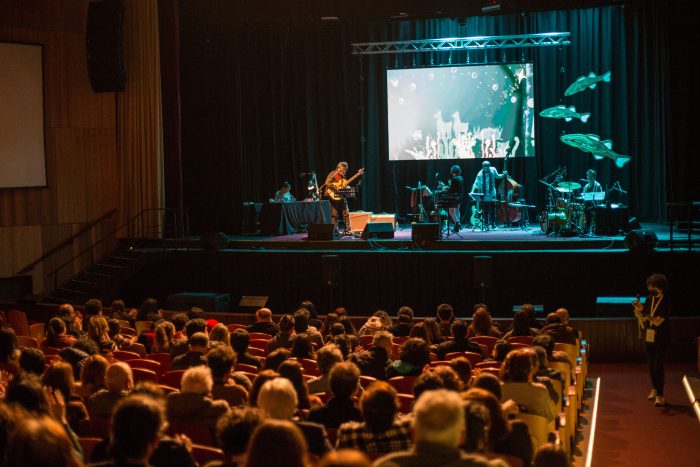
left=633, top=273, right=672, bottom=407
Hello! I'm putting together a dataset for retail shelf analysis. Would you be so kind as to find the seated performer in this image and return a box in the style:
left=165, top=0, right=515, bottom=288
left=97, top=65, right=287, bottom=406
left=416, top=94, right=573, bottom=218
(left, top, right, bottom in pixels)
left=324, top=161, right=351, bottom=236
left=437, top=165, right=464, bottom=232
left=471, top=160, right=506, bottom=229
left=582, top=169, right=603, bottom=234
left=274, top=181, right=295, bottom=203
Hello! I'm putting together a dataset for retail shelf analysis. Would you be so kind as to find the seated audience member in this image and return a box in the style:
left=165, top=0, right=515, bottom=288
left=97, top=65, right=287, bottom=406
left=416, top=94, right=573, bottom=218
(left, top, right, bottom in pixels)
left=42, top=361, right=89, bottom=431
left=374, top=389, right=495, bottom=467
left=358, top=310, right=392, bottom=336
left=171, top=332, right=209, bottom=371
left=246, top=307, right=279, bottom=336
left=389, top=309, right=414, bottom=337
left=349, top=330, right=393, bottom=380
left=187, top=306, right=205, bottom=321
left=58, top=303, right=84, bottom=338
left=266, top=314, right=295, bottom=353
left=291, top=334, right=317, bottom=361
left=207, top=344, right=248, bottom=407
left=208, top=323, right=231, bottom=347
left=500, top=348, right=556, bottom=422
left=291, top=309, right=324, bottom=349
left=462, top=399, right=491, bottom=454
left=308, top=361, right=363, bottom=428
left=263, top=347, right=292, bottom=371
left=136, top=297, right=162, bottom=322
left=248, top=370, right=280, bottom=407
left=436, top=303, right=455, bottom=337
left=532, top=345, right=565, bottom=404
left=538, top=313, right=578, bottom=345
left=256, top=377, right=333, bottom=456
left=467, top=305, right=502, bottom=338
left=85, top=297, right=104, bottom=319
left=211, top=407, right=263, bottom=467
left=87, top=361, right=134, bottom=419
left=430, top=365, right=462, bottom=392
left=169, top=318, right=208, bottom=360
left=45, top=317, right=77, bottom=349
left=339, top=316, right=359, bottom=337
left=413, top=371, right=446, bottom=402
left=87, top=316, right=118, bottom=354
left=110, top=299, right=136, bottom=324
left=463, top=388, right=533, bottom=466
left=435, top=320, right=484, bottom=360
left=387, top=338, right=431, bottom=378
left=3, top=415, right=83, bottom=467
left=318, top=449, right=371, bottom=467
left=320, top=313, right=341, bottom=341
left=77, top=354, right=109, bottom=400
left=423, top=318, right=445, bottom=345
left=100, top=395, right=167, bottom=466
left=308, top=344, right=344, bottom=394
left=503, top=310, right=538, bottom=339
left=170, top=313, right=189, bottom=342
left=532, top=334, right=574, bottom=380
left=471, top=373, right=504, bottom=403
left=491, top=341, right=512, bottom=362
left=19, top=348, right=45, bottom=375
left=299, top=300, right=324, bottom=330
left=0, top=328, right=20, bottom=374
left=533, top=443, right=571, bottom=467
left=330, top=332, right=354, bottom=359
left=520, top=303, right=542, bottom=330
left=408, top=322, right=432, bottom=345
left=245, top=419, right=309, bottom=467
left=107, top=319, right=137, bottom=350
left=231, top=328, right=262, bottom=369
left=449, top=356, right=473, bottom=389
left=554, top=307, right=581, bottom=341
left=337, top=381, right=412, bottom=454
left=278, top=360, right=322, bottom=410
left=151, top=321, right=176, bottom=354
left=166, top=366, right=230, bottom=430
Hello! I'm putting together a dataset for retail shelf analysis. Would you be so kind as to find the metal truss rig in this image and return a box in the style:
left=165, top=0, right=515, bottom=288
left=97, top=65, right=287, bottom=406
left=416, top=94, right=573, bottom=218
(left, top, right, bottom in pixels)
left=351, top=32, right=570, bottom=56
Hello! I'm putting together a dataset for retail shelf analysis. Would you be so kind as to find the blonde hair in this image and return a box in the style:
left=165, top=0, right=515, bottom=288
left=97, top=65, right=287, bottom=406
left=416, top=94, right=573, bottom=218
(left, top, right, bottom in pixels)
left=152, top=321, right=175, bottom=353
left=413, top=389, right=465, bottom=447
left=209, top=323, right=230, bottom=346
left=88, top=316, right=109, bottom=341
left=181, top=366, right=214, bottom=395
left=257, top=378, right=297, bottom=420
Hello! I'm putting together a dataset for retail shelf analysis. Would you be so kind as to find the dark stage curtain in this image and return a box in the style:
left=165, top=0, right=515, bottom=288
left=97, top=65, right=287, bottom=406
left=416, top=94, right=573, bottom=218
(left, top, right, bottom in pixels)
left=178, top=3, right=678, bottom=234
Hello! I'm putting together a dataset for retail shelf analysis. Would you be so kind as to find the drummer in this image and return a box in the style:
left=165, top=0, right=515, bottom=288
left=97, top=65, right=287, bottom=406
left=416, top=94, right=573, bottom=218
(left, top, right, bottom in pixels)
left=582, top=169, right=604, bottom=234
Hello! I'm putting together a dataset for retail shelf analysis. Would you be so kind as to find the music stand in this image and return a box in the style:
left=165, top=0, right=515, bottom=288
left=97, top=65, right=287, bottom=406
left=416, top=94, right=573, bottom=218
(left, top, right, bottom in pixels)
left=582, top=192, right=606, bottom=203
left=469, top=192, right=490, bottom=232
left=436, top=193, right=462, bottom=238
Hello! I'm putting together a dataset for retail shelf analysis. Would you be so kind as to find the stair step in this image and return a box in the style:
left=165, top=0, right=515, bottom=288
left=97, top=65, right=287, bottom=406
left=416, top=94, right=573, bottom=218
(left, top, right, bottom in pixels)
left=57, top=287, right=89, bottom=295
left=93, top=263, right=123, bottom=269
left=82, top=271, right=111, bottom=278
left=71, top=279, right=99, bottom=286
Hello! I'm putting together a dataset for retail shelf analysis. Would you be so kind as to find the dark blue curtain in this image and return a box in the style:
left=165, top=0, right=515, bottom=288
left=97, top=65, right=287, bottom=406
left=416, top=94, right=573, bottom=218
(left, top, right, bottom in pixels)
left=179, top=2, right=677, bottom=233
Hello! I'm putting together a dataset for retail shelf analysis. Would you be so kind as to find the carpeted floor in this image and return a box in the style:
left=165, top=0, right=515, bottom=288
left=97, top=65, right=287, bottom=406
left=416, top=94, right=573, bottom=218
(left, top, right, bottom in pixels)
left=586, top=362, right=700, bottom=467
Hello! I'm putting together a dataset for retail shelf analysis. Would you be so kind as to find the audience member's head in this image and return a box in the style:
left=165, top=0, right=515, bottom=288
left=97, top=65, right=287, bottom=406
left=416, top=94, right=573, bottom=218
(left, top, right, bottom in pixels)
left=209, top=323, right=230, bottom=346
left=331, top=334, right=353, bottom=359
left=360, top=381, right=399, bottom=432
left=46, top=317, right=68, bottom=345
left=329, top=361, right=360, bottom=400
left=299, top=300, right=318, bottom=320
left=256, top=307, right=273, bottom=323
left=257, top=377, right=297, bottom=420
left=533, top=443, right=571, bottom=467
left=398, top=338, right=431, bottom=370
left=449, top=357, right=472, bottom=388
left=492, top=340, right=512, bottom=362
left=263, top=348, right=291, bottom=371
left=532, top=345, right=549, bottom=371
left=72, top=337, right=100, bottom=356
left=413, top=372, right=445, bottom=401
left=278, top=360, right=311, bottom=410
left=501, top=348, right=535, bottom=383
left=290, top=334, right=315, bottom=360
left=245, top=419, right=308, bottom=467
left=512, top=310, right=533, bottom=336
left=437, top=303, right=454, bottom=323
left=413, top=389, right=465, bottom=447
left=110, top=299, right=127, bottom=315
left=105, top=361, right=134, bottom=393
left=216, top=407, right=263, bottom=462
left=85, top=298, right=103, bottom=316
left=278, top=314, right=294, bottom=334
left=423, top=319, right=442, bottom=344
left=185, top=318, right=208, bottom=339
left=248, top=370, right=279, bottom=407
left=4, top=415, right=82, bottom=467
left=19, top=348, right=45, bottom=375
left=554, top=308, right=570, bottom=325
left=329, top=322, right=346, bottom=338
left=409, top=322, right=431, bottom=344
left=462, top=387, right=511, bottom=448
left=397, top=311, right=413, bottom=326
left=87, top=315, right=110, bottom=342
left=533, top=334, right=555, bottom=357
left=181, top=365, right=214, bottom=395
left=80, top=354, right=109, bottom=387
left=170, top=313, right=189, bottom=333
left=109, top=395, right=166, bottom=463
left=321, top=313, right=339, bottom=336
left=318, top=449, right=371, bottom=467
left=5, top=373, right=49, bottom=414
left=545, top=313, right=562, bottom=325
left=471, top=373, right=503, bottom=400
left=189, top=332, right=210, bottom=353
left=372, top=310, right=392, bottom=329
left=207, top=344, right=236, bottom=381
left=317, top=344, right=343, bottom=375
left=41, top=362, right=77, bottom=402
left=451, top=319, right=468, bottom=340
left=397, top=306, right=414, bottom=320
left=431, top=365, right=461, bottom=392
left=462, top=398, right=491, bottom=452
left=339, top=316, right=358, bottom=336
left=188, top=307, right=204, bottom=320
left=293, top=309, right=309, bottom=333
left=372, top=331, right=394, bottom=355
left=471, top=308, right=494, bottom=335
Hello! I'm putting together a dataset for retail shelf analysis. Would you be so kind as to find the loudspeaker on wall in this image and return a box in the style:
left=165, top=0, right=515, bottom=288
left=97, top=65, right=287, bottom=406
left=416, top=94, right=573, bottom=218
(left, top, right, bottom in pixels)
left=321, top=255, right=341, bottom=285
left=86, top=0, right=126, bottom=92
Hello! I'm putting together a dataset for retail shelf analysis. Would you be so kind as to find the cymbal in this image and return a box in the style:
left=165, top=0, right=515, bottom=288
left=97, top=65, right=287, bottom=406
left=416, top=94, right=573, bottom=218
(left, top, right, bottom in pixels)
left=555, top=187, right=572, bottom=193
left=508, top=203, right=536, bottom=208
left=557, top=181, right=581, bottom=191
left=538, top=180, right=556, bottom=190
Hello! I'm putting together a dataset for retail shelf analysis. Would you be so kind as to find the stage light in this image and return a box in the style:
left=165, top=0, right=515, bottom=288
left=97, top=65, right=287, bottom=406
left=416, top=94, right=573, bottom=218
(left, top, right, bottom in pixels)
left=482, top=1, right=501, bottom=14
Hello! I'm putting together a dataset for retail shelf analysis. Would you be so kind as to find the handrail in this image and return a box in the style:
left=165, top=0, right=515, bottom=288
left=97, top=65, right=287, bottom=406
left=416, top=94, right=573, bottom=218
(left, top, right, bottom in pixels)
left=16, top=208, right=117, bottom=275
left=46, top=208, right=183, bottom=284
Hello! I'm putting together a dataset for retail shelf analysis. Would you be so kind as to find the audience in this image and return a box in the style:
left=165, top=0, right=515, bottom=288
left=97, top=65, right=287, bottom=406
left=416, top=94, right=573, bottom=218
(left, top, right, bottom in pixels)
left=290, top=333, right=317, bottom=361
left=503, top=310, right=538, bottom=339
left=170, top=318, right=208, bottom=360
left=87, top=316, right=118, bottom=354
left=389, top=309, right=414, bottom=337
left=435, top=320, right=484, bottom=359
left=533, top=443, right=571, bottom=467
left=166, top=366, right=229, bottom=431
left=266, top=314, right=295, bottom=353
left=207, top=344, right=248, bottom=407
left=19, top=348, right=45, bottom=376
left=308, top=361, right=363, bottom=428
left=349, top=330, right=393, bottom=380
left=3, top=415, right=83, bottom=467
left=87, top=361, right=133, bottom=419
left=77, top=354, right=109, bottom=400
left=212, top=407, right=263, bottom=467
left=467, top=306, right=502, bottom=338
left=299, top=300, right=324, bottom=330
left=386, top=338, right=431, bottom=378
left=245, top=419, right=309, bottom=467
left=246, top=307, right=279, bottom=336
left=358, top=310, right=392, bottom=336
left=152, top=321, right=176, bottom=353
left=436, top=303, right=455, bottom=337
left=308, top=344, right=344, bottom=394
left=292, top=309, right=324, bottom=349
left=42, top=361, right=89, bottom=430
left=278, top=359, right=322, bottom=410
left=45, top=317, right=77, bottom=349
left=538, top=313, right=578, bottom=345
left=171, top=332, right=209, bottom=371
left=208, top=323, right=231, bottom=347
left=500, top=348, right=556, bottom=422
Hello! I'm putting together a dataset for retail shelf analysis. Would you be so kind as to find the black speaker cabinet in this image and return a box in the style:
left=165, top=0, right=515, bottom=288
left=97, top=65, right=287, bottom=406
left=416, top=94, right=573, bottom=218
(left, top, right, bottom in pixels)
left=595, top=206, right=630, bottom=235
left=624, top=229, right=658, bottom=252
left=200, top=231, right=227, bottom=250
left=473, top=256, right=493, bottom=288
left=361, top=222, right=394, bottom=239
left=308, top=224, right=335, bottom=241
left=411, top=223, right=440, bottom=242
left=321, top=255, right=341, bottom=286
left=86, top=0, right=126, bottom=92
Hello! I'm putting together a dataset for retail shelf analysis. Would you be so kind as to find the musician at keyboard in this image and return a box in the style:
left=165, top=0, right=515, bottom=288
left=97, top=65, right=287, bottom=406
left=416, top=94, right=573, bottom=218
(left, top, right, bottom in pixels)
left=436, top=165, right=464, bottom=232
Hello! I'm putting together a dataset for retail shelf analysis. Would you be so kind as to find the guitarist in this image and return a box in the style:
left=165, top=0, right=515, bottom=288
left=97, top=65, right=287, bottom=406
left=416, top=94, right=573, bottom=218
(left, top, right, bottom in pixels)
left=324, top=161, right=352, bottom=236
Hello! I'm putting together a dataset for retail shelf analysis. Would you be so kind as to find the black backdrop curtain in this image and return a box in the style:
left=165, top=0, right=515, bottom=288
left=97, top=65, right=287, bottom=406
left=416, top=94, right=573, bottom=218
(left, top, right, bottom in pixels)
left=179, top=2, right=677, bottom=234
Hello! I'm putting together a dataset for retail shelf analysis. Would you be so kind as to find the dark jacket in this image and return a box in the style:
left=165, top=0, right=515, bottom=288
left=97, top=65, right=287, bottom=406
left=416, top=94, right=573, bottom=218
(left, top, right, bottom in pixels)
left=266, top=332, right=293, bottom=353
left=349, top=346, right=391, bottom=380
left=295, top=420, right=334, bottom=457
left=538, top=323, right=578, bottom=345
left=389, top=323, right=412, bottom=337
left=375, top=441, right=494, bottom=467
left=435, top=338, right=484, bottom=360
left=246, top=321, right=279, bottom=336
left=171, top=351, right=207, bottom=371
left=166, top=392, right=229, bottom=430
left=307, top=396, right=363, bottom=429
left=494, top=420, right=533, bottom=467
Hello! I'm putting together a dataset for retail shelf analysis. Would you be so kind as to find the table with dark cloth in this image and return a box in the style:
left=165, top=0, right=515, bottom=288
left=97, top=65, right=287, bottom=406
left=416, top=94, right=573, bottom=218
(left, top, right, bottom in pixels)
left=259, top=200, right=332, bottom=235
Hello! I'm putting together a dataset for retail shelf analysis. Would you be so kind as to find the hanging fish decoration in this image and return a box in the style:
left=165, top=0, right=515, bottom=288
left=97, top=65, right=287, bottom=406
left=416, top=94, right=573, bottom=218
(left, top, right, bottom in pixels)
left=564, top=71, right=611, bottom=96
left=560, top=133, right=631, bottom=168
left=539, top=105, right=590, bottom=122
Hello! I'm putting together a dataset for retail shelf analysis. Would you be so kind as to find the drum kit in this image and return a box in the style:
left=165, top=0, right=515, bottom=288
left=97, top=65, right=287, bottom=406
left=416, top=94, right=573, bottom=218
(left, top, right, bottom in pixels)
left=538, top=180, right=586, bottom=235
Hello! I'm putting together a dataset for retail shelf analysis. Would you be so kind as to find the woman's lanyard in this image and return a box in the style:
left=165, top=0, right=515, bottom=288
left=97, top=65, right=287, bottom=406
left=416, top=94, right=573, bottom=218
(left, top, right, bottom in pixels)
left=650, top=295, right=663, bottom=319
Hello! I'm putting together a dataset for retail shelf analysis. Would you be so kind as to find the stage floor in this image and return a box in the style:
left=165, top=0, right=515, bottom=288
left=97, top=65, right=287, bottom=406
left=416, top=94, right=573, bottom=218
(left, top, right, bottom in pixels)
left=223, top=222, right=696, bottom=252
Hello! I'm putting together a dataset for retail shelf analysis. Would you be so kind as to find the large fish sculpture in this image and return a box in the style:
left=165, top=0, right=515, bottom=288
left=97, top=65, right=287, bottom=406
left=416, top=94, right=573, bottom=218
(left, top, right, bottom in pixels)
left=539, top=105, right=590, bottom=123
left=560, top=133, right=631, bottom=168
left=564, top=71, right=611, bottom=96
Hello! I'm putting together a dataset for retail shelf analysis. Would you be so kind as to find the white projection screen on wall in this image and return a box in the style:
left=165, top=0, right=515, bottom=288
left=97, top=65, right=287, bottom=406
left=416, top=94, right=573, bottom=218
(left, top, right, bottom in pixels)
left=0, top=42, right=47, bottom=188
left=387, top=63, right=535, bottom=161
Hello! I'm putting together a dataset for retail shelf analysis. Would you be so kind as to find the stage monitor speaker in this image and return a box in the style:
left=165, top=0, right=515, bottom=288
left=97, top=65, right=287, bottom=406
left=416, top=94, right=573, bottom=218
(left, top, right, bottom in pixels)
left=361, top=222, right=394, bottom=239
left=86, top=0, right=126, bottom=92
left=624, top=229, right=658, bottom=252
left=200, top=231, right=227, bottom=250
left=473, top=256, right=493, bottom=289
left=321, top=255, right=341, bottom=286
left=411, top=223, right=440, bottom=242
left=308, top=224, right=334, bottom=240
left=166, top=292, right=230, bottom=312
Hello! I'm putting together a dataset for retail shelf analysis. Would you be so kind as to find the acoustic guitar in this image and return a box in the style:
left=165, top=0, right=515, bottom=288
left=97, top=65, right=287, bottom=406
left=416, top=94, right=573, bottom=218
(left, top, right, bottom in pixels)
left=325, top=168, right=365, bottom=201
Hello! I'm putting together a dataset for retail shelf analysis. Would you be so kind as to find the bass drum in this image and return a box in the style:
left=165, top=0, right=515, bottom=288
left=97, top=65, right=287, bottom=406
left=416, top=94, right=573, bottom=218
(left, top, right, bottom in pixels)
left=539, top=212, right=566, bottom=233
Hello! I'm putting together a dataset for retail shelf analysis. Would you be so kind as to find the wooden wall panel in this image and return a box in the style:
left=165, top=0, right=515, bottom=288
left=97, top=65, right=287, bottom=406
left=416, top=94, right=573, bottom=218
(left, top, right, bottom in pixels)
left=0, top=228, right=14, bottom=277
left=53, top=128, right=88, bottom=223
left=84, top=128, right=118, bottom=220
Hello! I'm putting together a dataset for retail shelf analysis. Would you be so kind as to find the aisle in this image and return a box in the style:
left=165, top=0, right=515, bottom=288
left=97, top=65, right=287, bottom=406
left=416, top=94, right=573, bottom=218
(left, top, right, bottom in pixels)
left=586, top=363, right=699, bottom=466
